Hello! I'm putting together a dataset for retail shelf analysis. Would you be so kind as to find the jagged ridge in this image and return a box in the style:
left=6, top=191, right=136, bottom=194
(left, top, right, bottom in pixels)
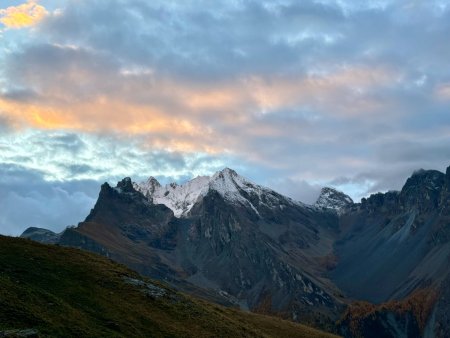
left=133, top=168, right=305, bottom=218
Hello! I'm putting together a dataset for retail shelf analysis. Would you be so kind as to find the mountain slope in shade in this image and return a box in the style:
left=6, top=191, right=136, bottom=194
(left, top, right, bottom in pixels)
left=331, top=168, right=450, bottom=303
left=0, top=236, right=338, bottom=338
left=329, top=166, right=450, bottom=337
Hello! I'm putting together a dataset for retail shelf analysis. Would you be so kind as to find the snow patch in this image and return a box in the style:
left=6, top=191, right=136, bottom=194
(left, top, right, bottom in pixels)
left=134, top=175, right=210, bottom=217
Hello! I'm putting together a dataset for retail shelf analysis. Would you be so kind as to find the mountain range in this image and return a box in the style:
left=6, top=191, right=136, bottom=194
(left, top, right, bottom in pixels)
left=21, top=166, right=450, bottom=337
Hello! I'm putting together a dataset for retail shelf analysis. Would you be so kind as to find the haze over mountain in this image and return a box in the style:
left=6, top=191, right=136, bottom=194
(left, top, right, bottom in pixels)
left=22, top=165, right=450, bottom=337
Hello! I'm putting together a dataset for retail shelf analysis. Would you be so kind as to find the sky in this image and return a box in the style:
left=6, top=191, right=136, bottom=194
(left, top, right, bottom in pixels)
left=1, top=0, right=450, bottom=235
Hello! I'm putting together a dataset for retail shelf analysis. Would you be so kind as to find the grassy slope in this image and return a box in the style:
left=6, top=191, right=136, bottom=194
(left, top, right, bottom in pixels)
left=0, top=236, right=338, bottom=338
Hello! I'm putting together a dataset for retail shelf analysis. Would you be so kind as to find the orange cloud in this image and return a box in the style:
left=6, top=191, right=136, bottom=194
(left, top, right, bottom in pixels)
left=0, top=64, right=396, bottom=157
left=0, top=0, right=47, bottom=29
left=163, top=65, right=394, bottom=123
left=0, top=96, right=221, bottom=154
left=241, top=66, right=394, bottom=115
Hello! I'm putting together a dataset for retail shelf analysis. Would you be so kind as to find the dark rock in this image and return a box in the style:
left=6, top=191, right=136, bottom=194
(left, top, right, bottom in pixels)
left=399, top=169, right=445, bottom=212
left=0, top=329, right=39, bottom=337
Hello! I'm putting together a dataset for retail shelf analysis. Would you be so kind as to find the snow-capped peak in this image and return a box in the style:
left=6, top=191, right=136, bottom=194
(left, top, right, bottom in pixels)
left=210, top=168, right=247, bottom=197
left=133, top=168, right=302, bottom=218
left=134, top=174, right=211, bottom=217
left=133, top=177, right=161, bottom=198
left=314, top=187, right=353, bottom=213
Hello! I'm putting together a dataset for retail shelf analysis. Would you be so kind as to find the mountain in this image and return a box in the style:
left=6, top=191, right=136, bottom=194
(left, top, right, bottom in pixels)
left=20, top=227, right=62, bottom=244
left=0, top=236, right=337, bottom=338
left=332, top=168, right=450, bottom=302
left=132, top=168, right=310, bottom=218
left=21, top=165, right=450, bottom=337
left=330, top=167, right=450, bottom=337
left=314, top=187, right=354, bottom=214
left=46, top=169, right=345, bottom=330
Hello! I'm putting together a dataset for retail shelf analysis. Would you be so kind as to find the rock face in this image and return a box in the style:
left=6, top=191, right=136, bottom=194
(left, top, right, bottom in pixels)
left=20, top=165, right=450, bottom=337
left=182, top=186, right=342, bottom=327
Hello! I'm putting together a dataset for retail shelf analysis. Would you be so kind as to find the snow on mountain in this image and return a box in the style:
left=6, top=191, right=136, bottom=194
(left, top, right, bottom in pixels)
left=314, top=187, right=353, bottom=213
left=133, top=168, right=304, bottom=218
left=133, top=175, right=210, bottom=217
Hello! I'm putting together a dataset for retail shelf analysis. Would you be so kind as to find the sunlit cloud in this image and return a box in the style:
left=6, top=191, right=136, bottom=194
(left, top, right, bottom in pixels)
left=0, top=0, right=48, bottom=29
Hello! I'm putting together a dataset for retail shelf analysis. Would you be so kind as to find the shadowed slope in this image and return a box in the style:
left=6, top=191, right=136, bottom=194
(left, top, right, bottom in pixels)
left=0, top=236, right=338, bottom=338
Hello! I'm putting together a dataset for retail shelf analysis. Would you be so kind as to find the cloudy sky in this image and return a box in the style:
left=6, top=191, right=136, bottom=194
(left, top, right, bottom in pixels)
left=1, top=0, right=450, bottom=235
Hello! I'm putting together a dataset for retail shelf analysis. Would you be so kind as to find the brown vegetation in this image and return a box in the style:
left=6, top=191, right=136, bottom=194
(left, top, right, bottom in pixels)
left=0, top=236, right=339, bottom=338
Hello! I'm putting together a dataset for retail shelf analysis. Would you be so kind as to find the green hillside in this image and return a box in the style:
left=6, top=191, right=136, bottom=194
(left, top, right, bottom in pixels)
left=0, top=236, right=338, bottom=338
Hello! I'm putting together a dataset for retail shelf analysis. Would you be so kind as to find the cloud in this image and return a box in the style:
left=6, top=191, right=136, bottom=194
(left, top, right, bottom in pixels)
left=0, top=114, right=15, bottom=133
left=0, top=0, right=48, bottom=29
left=0, top=0, right=450, bottom=215
left=435, top=83, right=450, bottom=100
left=0, top=163, right=98, bottom=236
left=0, top=129, right=245, bottom=183
left=266, top=177, right=322, bottom=204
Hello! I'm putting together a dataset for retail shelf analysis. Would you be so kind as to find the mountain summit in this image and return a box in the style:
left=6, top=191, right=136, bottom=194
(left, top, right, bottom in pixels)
left=133, top=168, right=303, bottom=217
left=314, top=187, right=353, bottom=213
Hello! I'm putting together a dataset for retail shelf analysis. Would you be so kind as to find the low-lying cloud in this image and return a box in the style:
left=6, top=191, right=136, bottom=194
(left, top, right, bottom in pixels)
left=0, top=164, right=98, bottom=236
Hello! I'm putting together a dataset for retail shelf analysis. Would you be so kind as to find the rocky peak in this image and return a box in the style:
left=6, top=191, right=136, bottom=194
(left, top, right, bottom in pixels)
left=133, top=177, right=161, bottom=198
left=116, top=177, right=135, bottom=193
left=360, top=191, right=400, bottom=214
left=315, top=187, right=353, bottom=213
left=134, top=174, right=211, bottom=217
left=212, top=167, right=238, bottom=179
left=403, top=169, right=444, bottom=188
left=209, top=168, right=247, bottom=196
left=399, top=169, right=445, bottom=211
left=146, top=176, right=161, bottom=191
left=446, top=166, right=450, bottom=184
